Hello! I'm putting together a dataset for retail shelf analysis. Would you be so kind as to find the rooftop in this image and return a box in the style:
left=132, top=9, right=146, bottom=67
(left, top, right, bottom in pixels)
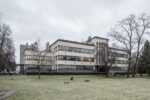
left=109, top=47, right=127, bottom=52
left=50, top=39, right=95, bottom=47
left=91, top=36, right=109, bottom=41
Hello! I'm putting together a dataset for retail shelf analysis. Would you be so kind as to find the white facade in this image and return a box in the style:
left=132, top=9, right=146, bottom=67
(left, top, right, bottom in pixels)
left=20, top=36, right=128, bottom=73
left=50, top=40, right=95, bottom=71
left=110, top=48, right=128, bottom=71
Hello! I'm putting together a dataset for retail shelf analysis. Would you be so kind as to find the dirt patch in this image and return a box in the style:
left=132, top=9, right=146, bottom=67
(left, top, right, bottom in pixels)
left=0, top=90, right=17, bottom=99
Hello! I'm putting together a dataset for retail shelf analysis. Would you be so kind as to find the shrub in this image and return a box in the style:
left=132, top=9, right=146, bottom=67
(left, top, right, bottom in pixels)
left=137, top=66, right=147, bottom=76
left=26, top=72, right=104, bottom=75
left=147, top=64, right=150, bottom=76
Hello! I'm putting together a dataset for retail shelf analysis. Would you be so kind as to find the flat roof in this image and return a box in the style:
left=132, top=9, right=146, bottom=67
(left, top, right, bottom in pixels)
left=50, top=39, right=95, bottom=47
left=92, top=36, right=109, bottom=41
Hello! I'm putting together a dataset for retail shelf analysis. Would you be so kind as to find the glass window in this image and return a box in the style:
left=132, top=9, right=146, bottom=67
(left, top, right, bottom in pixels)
left=58, top=45, right=61, bottom=51
left=54, top=45, right=94, bottom=54
left=57, top=55, right=94, bottom=62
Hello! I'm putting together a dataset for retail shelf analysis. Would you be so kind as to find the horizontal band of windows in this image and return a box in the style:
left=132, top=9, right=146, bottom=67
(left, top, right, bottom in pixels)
left=56, top=55, right=94, bottom=62
left=56, top=65, right=94, bottom=70
left=25, top=66, right=52, bottom=72
left=54, top=45, right=94, bottom=54
left=113, top=53, right=128, bottom=58
left=114, top=60, right=128, bottom=64
left=111, top=67, right=128, bottom=71
left=25, top=55, right=52, bottom=61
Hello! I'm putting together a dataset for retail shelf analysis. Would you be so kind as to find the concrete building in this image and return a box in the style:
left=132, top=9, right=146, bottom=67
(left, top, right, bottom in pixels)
left=20, top=36, right=128, bottom=73
left=50, top=39, right=95, bottom=72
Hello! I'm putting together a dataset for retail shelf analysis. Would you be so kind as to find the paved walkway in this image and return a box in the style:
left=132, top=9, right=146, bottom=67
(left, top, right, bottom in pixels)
left=0, top=90, right=17, bottom=100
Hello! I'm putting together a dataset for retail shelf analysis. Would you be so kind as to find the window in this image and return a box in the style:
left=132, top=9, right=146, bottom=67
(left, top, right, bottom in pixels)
left=114, top=53, right=128, bottom=58
left=56, top=45, right=94, bottom=54
left=58, top=45, right=61, bottom=51
left=57, top=55, right=94, bottom=62
left=70, top=56, right=76, bottom=61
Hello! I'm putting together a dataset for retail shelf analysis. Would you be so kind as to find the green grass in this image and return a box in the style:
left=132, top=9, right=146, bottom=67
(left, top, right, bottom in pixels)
left=0, top=75, right=150, bottom=100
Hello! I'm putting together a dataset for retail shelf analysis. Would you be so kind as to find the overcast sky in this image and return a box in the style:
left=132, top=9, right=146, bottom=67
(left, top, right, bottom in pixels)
left=0, top=0, right=150, bottom=63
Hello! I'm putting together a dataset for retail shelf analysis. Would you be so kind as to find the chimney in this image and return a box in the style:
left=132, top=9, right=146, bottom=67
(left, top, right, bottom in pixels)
left=46, top=42, right=49, bottom=50
left=26, top=42, right=28, bottom=46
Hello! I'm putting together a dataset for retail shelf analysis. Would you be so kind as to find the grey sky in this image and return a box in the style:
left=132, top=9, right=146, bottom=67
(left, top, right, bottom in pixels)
left=0, top=0, right=150, bottom=63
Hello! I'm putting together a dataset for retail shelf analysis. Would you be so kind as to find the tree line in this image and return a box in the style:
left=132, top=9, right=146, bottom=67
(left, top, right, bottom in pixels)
left=137, top=40, right=150, bottom=76
left=0, top=22, right=16, bottom=74
left=108, top=13, right=150, bottom=77
left=1, top=13, right=150, bottom=78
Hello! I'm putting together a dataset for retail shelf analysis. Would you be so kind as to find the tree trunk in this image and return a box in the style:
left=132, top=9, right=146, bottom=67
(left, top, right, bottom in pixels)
left=38, top=65, right=40, bottom=79
left=3, top=69, right=4, bottom=75
left=106, top=72, right=109, bottom=77
left=98, top=66, right=100, bottom=72
left=132, top=65, right=136, bottom=77
left=132, top=60, right=138, bottom=77
left=132, top=40, right=141, bottom=78
left=140, top=73, right=142, bottom=77
left=127, top=53, right=131, bottom=78
left=127, top=62, right=130, bottom=78
left=105, top=66, right=109, bottom=77
left=2, top=65, right=5, bottom=75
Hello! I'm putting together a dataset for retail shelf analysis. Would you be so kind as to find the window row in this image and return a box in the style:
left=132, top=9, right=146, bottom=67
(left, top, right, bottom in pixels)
left=111, top=67, right=127, bottom=71
left=56, top=55, right=94, bottom=62
left=54, top=45, right=94, bottom=54
left=114, top=60, right=128, bottom=64
left=55, top=65, right=93, bottom=70
left=25, top=55, right=52, bottom=61
left=26, top=66, right=52, bottom=72
left=114, top=53, right=128, bottom=58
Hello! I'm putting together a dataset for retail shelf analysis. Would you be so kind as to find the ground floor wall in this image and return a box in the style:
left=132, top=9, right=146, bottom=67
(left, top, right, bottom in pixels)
left=19, top=64, right=95, bottom=74
left=53, top=64, right=95, bottom=72
left=95, top=65, right=128, bottom=73
left=19, top=64, right=128, bottom=74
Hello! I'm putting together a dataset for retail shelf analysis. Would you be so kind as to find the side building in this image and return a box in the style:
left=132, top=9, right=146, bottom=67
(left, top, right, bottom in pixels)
left=110, top=48, right=128, bottom=73
left=86, top=36, right=128, bottom=73
left=20, top=36, right=128, bottom=73
left=20, top=42, right=53, bottom=74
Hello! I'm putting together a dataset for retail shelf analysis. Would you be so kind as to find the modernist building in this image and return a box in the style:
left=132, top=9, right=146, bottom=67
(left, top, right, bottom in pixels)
left=20, top=36, right=128, bottom=73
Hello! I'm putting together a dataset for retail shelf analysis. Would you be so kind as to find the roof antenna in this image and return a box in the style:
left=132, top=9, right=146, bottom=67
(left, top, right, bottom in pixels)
left=0, top=13, right=3, bottom=24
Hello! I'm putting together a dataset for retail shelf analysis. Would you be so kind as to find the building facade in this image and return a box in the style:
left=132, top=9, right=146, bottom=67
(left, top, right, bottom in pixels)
left=20, top=36, right=128, bottom=73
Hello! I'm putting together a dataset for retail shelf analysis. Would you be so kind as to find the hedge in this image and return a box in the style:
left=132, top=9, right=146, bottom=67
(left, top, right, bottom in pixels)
left=26, top=72, right=105, bottom=75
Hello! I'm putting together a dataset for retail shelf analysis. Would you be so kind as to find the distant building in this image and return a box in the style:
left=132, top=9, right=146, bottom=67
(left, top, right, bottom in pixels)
left=20, top=36, right=128, bottom=74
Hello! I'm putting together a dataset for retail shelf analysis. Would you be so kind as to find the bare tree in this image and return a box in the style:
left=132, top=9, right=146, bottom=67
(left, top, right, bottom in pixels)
left=32, top=39, right=46, bottom=79
left=5, top=38, right=16, bottom=73
left=0, top=23, right=16, bottom=74
left=108, top=14, right=150, bottom=77
left=97, top=43, right=116, bottom=77
left=132, top=14, right=150, bottom=77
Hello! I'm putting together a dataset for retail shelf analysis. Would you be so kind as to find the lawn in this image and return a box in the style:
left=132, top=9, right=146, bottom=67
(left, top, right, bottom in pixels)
left=0, top=75, right=150, bottom=100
